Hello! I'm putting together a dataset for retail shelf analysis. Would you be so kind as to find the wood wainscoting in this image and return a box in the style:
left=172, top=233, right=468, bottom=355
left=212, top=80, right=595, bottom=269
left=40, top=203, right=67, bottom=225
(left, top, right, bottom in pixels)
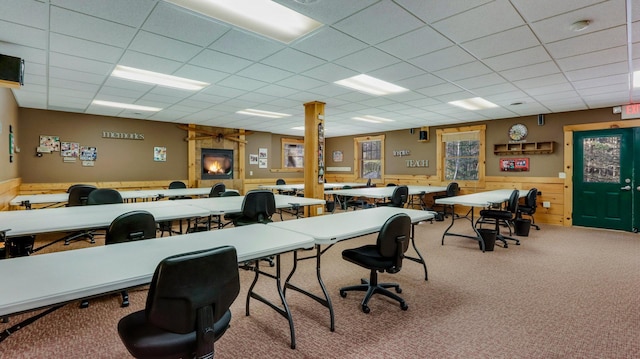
left=0, top=178, right=21, bottom=211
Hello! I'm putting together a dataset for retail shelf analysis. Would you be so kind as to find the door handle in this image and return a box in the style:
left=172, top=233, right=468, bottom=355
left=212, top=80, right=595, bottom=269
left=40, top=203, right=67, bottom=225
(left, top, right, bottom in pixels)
left=621, top=185, right=631, bottom=191
left=637, top=186, right=640, bottom=191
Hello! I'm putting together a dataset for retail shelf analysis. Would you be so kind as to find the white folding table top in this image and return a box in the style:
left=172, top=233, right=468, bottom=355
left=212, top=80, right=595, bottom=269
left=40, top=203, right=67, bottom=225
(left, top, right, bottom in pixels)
left=0, top=201, right=209, bottom=237
left=258, top=182, right=366, bottom=191
left=180, top=194, right=325, bottom=215
left=325, top=186, right=447, bottom=199
left=10, top=187, right=214, bottom=206
left=0, top=225, right=314, bottom=317
left=434, top=189, right=524, bottom=207
left=269, top=207, right=435, bottom=245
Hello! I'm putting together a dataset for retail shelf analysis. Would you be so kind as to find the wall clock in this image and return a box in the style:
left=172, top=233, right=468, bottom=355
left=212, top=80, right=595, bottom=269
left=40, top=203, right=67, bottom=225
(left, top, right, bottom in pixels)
left=508, top=123, right=528, bottom=141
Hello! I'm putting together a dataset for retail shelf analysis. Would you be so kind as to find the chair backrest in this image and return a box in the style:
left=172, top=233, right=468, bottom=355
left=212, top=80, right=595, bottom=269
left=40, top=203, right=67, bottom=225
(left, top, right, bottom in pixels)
left=209, top=183, right=226, bottom=197
left=389, top=185, right=409, bottom=207
left=366, top=178, right=372, bottom=187
left=506, top=190, right=520, bottom=214
left=67, top=184, right=93, bottom=193
left=168, top=181, right=187, bottom=189
left=105, top=210, right=157, bottom=245
left=87, top=188, right=123, bottom=205
left=67, top=185, right=97, bottom=206
left=386, top=183, right=397, bottom=187
left=276, top=178, right=286, bottom=185
left=220, top=190, right=240, bottom=197
left=376, top=213, right=411, bottom=272
left=446, top=182, right=460, bottom=197
left=241, top=190, right=276, bottom=222
left=525, top=188, right=538, bottom=211
left=145, top=246, right=240, bottom=334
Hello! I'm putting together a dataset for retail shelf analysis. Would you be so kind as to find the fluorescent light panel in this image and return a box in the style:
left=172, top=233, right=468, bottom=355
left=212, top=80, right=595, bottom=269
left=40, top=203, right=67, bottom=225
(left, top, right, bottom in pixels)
left=335, top=74, right=408, bottom=96
left=237, top=109, right=291, bottom=118
left=166, top=0, right=322, bottom=44
left=448, top=97, right=499, bottom=110
left=633, top=71, right=640, bottom=88
left=352, top=115, right=395, bottom=123
left=92, top=100, right=161, bottom=112
left=111, top=65, right=209, bottom=90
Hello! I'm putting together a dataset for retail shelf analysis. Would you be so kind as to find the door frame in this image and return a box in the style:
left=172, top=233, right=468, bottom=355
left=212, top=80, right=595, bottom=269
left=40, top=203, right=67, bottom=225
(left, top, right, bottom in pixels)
left=563, top=119, right=640, bottom=227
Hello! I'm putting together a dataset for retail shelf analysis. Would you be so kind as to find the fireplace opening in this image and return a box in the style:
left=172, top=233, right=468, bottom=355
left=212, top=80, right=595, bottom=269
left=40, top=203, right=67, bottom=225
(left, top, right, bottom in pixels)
left=202, top=148, right=233, bottom=180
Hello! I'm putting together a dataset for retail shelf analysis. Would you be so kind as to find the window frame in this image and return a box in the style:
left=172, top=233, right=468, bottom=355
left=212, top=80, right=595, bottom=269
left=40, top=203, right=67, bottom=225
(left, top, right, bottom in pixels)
left=436, top=125, right=485, bottom=187
left=353, top=134, right=385, bottom=183
left=281, top=137, right=304, bottom=170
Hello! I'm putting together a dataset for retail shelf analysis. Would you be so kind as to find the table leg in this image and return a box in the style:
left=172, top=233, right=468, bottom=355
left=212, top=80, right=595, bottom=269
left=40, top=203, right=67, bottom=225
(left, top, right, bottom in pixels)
left=245, top=254, right=297, bottom=349
left=284, top=245, right=335, bottom=332
left=441, top=206, right=486, bottom=252
left=404, top=223, right=428, bottom=281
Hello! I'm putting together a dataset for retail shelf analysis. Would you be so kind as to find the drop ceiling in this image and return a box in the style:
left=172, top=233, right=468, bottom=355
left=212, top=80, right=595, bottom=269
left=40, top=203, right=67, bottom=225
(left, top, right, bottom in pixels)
left=1, top=0, right=639, bottom=137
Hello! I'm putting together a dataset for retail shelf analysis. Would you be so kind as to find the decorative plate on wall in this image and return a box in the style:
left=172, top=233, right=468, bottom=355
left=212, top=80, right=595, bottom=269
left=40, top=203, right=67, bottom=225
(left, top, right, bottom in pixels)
left=508, top=123, right=528, bottom=141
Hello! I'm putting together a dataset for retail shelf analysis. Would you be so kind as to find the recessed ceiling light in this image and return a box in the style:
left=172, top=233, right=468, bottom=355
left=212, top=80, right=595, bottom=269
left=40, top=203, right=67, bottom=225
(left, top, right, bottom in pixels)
left=165, top=0, right=323, bottom=44
left=352, top=115, right=395, bottom=123
left=291, top=126, right=305, bottom=130
left=236, top=109, right=292, bottom=118
left=92, top=100, right=162, bottom=112
left=570, top=19, right=591, bottom=32
left=111, top=65, right=209, bottom=90
left=335, top=75, right=409, bottom=96
left=448, top=97, right=499, bottom=110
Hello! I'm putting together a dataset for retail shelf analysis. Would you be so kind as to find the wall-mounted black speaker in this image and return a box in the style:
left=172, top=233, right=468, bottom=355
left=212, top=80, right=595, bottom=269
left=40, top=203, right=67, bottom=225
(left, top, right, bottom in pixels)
left=0, top=54, right=24, bottom=88
left=538, top=114, right=545, bottom=126
left=410, top=128, right=415, bottom=134
left=419, top=130, right=429, bottom=141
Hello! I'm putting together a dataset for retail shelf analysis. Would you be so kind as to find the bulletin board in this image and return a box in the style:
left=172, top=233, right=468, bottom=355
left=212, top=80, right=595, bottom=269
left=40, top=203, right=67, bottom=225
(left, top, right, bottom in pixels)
left=500, top=158, right=529, bottom=172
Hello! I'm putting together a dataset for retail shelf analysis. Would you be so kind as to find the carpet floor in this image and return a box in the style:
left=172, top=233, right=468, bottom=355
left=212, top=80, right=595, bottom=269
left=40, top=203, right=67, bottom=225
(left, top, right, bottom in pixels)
left=1, top=213, right=638, bottom=358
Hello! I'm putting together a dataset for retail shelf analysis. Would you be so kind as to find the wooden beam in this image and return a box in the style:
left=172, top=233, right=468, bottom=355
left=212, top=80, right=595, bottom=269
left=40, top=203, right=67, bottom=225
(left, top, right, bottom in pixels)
left=304, top=101, right=326, bottom=217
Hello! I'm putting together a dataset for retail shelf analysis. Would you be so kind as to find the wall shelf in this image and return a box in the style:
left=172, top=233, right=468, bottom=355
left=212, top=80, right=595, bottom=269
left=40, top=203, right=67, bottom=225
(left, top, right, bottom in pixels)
left=493, top=141, right=554, bottom=155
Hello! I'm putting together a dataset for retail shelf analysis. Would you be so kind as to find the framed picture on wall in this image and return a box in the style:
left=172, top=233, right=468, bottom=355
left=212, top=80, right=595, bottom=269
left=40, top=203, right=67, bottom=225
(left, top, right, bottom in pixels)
left=332, top=150, right=343, bottom=162
left=154, top=147, right=166, bottom=162
left=61, top=142, right=79, bottom=157
left=39, top=135, right=60, bottom=152
left=249, top=154, right=258, bottom=164
left=80, top=146, right=97, bottom=161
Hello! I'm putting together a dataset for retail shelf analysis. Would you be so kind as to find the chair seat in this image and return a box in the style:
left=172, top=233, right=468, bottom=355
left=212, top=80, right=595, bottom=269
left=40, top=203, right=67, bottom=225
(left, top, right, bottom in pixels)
left=233, top=216, right=273, bottom=226
left=343, top=245, right=395, bottom=272
left=118, top=309, right=231, bottom=359
left=479, top=209, right=513, bottom=220
left=518, top=205, right=534, bottom=214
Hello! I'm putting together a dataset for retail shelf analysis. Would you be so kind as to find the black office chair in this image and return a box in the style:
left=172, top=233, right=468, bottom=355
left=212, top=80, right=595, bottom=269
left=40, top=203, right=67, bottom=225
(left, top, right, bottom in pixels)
left=117, top=246, right=240, bottom=359
left=339, top=213, right=411, bottom=313
left=232, top=190, right=276, bottom=227
left=168, top=181, right=186, bottom=189
left=209, top=182, right=226, bottom=197
left=477, top=190, right=520, bottom=248
left=376, top=185, right=408, bottom=208
left=517, top=188, right=540, bottom=230
left=275, top=178, right=295, bottom=196
left=432, top=182, right=459, bottom=218
left=81, top=210, right=157, bottom=309
left=220, top=191, right=241, bottom=228
left=87, top=188, right=123, bottom=205
left=62, top=185, right=98, bottom=245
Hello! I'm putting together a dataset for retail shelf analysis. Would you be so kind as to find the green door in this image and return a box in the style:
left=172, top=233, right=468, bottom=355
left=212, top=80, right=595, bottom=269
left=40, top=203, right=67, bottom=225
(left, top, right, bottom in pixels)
left=573, top=129, right=636, bottom=231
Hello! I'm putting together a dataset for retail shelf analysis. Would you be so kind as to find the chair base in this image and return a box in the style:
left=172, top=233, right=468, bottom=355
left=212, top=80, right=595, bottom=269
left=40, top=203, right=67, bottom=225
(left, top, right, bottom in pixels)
left=339, top=275, right=408, bottom=313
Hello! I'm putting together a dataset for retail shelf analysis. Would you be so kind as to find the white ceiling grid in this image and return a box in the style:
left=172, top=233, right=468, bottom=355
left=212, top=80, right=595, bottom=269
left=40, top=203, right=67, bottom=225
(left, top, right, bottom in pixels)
left=0, top=0, right=636, bottom=137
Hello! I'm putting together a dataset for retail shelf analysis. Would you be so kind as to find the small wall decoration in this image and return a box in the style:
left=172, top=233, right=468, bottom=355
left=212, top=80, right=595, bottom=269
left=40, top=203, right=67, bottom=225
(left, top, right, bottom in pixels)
left=249, top=154, right=258, bottom=164
left=332, top=150, right=343, bottom=162
left=500, top=158, right=529, bottom=172
left=393, top=150, right=411, bottom=157
left=39, top=135, right=60, bottom=152
left=102, top=131, right=144, bottom=140
left=80, top=146, right=97, bottom=161
left=258, top=148, right=268, bottom=159
left=82, top=160, right=95, bottom=167
left=9, top=125, right=14, bottom=163
left=154, top=146, right=166, bottom=162
left=61, top=142, right=79, bottom=158
left=258, top=158, right=267, bottom=168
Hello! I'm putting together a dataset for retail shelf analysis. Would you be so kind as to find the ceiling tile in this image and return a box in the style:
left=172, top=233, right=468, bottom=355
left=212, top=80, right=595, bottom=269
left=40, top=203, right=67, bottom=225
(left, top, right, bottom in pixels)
left=463, top=26, right=540, bottom=59
left=0, top=20, right=48, bottom=49
left=500, top=61, right=561, bottom=82
left=302, top=63, right=357, bottom=83
left=431, top=0, right=524, bottom=43
left=276, top=75, right=326, bottom=91
left=209, top=29, right=284, bottom=61
left=292, top=27, right=367, bottom=61
left=52, top=0, right=156, bottom=27
left=49, top=32, right=124, bottom=63
left=333, top=1, right=424, bottom=45
left=409, top=46, right=475, bottom=72
left=190, top=49, right=252, bottom=73
left=172, top=65, right=229, bottom=85
left=556, top=46, right=628, bottom=71
left=237, top=63, right=295, bottom=83
left=118, top=50, right=183, bottom=74
left=50, top=6, right=136, bottom=48
left=334, top=47, right=401, bottom=73
left=369, top=62, right=426, bottom=83
left=0, top=0, right=48, bottom=29
left=546, top=26, right=627, bottom=59
left=510, top=0, right=604, bottom=22
left=434, top=61, right=493, bottom=82
left=395, top=0, right=493, bottom=24
left=260, top=48, right=326, bottom=73
left=128, top=31, right=203, bottom=63
left=483, top=46, right=552, bottom=71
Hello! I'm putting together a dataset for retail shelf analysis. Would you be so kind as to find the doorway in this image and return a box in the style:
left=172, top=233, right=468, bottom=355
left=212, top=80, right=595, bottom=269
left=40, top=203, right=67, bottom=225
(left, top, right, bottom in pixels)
left=573, top=128, right=640, bottom=232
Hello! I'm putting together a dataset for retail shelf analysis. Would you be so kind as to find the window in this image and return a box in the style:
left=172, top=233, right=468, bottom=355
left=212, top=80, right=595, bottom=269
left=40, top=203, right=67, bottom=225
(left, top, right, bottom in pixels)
left=354, top=135, right=385, bottom=180
left=437, top=125, right=485, bottom=185
left=281, top=138, right=304, bottom=169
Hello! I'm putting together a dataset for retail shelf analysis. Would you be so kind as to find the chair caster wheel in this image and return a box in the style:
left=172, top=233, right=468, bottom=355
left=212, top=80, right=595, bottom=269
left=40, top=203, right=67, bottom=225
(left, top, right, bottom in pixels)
left=269, top=262, right=275, bottom=267
left=400, top=303, right=408, bottom=311
left=361, top=304, right=370, bottom=314
left=80, top=300, right=89, bottom=309
left=340, top=290, right=347, bottom=298
left=396, top=287, right=402, bottom=293
left=121, top=301, right=129, bottom=308
left=504, top=244, right=508, bottom=248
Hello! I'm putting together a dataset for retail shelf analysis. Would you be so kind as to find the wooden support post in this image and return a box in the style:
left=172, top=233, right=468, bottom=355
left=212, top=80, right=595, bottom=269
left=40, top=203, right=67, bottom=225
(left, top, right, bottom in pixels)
left=187, top=124, right=197, bottom=188
left=304, top=101, right=326, bottom=217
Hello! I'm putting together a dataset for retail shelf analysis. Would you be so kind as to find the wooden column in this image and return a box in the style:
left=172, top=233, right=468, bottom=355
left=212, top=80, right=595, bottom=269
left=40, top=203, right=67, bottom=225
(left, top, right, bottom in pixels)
left=187, top=124, right=197, bottom=188
left=303, top=101, right=325, bottom=217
